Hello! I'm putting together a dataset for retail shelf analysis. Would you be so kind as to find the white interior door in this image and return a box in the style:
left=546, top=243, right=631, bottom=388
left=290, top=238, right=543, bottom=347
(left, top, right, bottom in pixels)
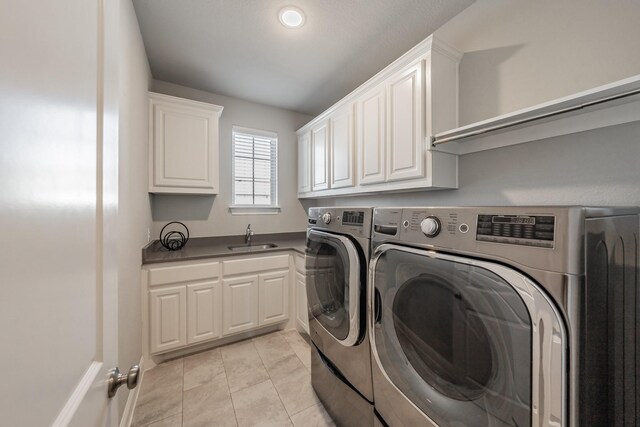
left=0, top=1, right=119, bottom=426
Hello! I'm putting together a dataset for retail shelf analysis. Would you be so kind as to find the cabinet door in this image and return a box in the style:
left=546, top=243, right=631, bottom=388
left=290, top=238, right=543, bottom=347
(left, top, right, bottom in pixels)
left=330, top=105, right=355, bottom=188
left=259, top=270, right=289, bottom=326
left=150, top=94, right=221, bottom=194
left=295, top=271, right=309, bottom=334
left=359, top=85, right=386, bottom=185
left=149, top=285, right=187, bottom=354
left=387, top=60, right=425, bottom=182
left=311, top=121, right=330, bottom=191
left=222, top=275, right=259, bottom=336
left=297, top=131, right=311, bottom=193
left=187, top=280, right=222, bottom=345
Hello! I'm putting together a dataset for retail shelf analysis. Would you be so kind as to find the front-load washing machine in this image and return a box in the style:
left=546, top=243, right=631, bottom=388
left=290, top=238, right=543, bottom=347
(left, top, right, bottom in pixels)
left=306, top=207, right=375, bottom=427
left=369, top=206, right=639, bottom=427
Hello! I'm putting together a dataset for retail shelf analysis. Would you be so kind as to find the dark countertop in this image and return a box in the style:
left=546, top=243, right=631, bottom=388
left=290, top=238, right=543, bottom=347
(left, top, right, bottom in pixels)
left=142, top=232, right=307, bottom=265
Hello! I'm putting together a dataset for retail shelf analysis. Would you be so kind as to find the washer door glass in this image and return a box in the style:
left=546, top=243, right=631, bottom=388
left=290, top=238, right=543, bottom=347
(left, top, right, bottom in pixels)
left=306, top=230, right=361, bottom=345
left=373, top=248, right=532, bottom=427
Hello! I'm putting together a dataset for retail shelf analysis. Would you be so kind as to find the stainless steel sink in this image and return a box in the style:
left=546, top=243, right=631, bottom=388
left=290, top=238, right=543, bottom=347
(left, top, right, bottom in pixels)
left=227, top=243, right=278, bottom=251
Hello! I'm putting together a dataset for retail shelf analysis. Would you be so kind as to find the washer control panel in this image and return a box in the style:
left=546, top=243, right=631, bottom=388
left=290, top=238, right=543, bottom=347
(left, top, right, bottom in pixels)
left=373, top=208, right=558, bottom=251
left=476, top=214, right=555, bottom=248
left=308, top=207, right=373, bottom=238
left=420, top=216, right=441, bottom=237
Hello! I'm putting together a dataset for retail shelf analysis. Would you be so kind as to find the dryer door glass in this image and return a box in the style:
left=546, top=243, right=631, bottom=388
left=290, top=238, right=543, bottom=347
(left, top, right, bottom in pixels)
left=306, top=230, right=361, bottom=345
left=372, top=248, right=532, bottom=427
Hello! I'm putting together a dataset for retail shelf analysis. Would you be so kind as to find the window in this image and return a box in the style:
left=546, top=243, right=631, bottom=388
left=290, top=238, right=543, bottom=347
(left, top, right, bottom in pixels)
left=231, top=126, right=278, bottom=212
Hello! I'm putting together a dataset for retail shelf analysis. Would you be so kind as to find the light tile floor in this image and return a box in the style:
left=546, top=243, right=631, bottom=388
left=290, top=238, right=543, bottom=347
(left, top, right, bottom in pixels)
left=131, top=329, right=336, bottom=427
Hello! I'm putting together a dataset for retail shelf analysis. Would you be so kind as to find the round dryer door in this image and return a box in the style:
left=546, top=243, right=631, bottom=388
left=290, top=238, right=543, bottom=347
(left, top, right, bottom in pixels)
left=370, top=246, right=566, bottom=427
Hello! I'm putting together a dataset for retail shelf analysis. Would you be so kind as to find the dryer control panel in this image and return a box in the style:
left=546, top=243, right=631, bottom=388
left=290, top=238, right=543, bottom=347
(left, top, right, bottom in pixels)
left=476, top=214, right=555, bottom=248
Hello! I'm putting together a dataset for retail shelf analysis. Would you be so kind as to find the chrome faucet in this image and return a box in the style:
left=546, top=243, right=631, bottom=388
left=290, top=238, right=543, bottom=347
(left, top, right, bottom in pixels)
left=245, top=224, right=254, bottom=245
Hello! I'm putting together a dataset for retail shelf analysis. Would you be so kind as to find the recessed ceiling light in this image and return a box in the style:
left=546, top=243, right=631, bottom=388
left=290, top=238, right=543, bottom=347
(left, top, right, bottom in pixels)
left=278, top=6, right=305, bottom=28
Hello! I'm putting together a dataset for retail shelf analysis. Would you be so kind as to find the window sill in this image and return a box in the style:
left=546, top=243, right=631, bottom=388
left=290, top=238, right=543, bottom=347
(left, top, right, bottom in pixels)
left=229, top=206, right=281, bottom=215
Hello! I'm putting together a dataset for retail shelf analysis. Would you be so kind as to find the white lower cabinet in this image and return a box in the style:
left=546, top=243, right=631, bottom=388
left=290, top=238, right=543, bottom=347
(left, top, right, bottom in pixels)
left=259, top=270, right=289, bottom=326
left=187, top=280, right=222, bottom=344
left=149, top=285, right=187, bottom=354
left=144, top=253, right=295, bottom=357
left=295, top=271, right=309, bottom=334
left=293, top=253, right=309, bottom=334
left=222, top=274, right=259, bottom=336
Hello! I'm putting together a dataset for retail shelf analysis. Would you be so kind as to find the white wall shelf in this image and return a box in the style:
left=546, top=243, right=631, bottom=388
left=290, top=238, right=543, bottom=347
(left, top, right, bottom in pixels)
left=431, top=74, right=640, bottom=155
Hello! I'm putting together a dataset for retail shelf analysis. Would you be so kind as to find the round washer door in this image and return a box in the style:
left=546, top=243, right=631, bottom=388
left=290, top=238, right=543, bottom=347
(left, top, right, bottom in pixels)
left=306, top=229, right=362, bottom=346
left=370, top=245, right=566, bottom=427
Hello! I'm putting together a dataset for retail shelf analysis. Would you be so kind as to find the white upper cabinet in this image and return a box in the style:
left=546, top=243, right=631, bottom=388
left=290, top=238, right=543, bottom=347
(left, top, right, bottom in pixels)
left=296, top=35, right=461, bottom=197
left=359, top=84, right=386, bottom=185
left=329, top=104, right=355, bottom=188
left=148, top=92, right=223, bottom=194
left=297, top=131, right=311, bottom=193
left=311, top=121, right=330, bottom=191
left=387, top=60, right=424, bottom=182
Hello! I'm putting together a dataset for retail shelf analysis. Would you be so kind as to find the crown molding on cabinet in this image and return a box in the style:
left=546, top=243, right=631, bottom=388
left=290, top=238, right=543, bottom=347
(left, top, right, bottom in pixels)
left=296, top=35, right=462, bottom=135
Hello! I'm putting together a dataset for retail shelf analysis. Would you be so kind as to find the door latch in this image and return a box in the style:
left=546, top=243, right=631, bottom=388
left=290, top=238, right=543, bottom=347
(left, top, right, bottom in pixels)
left=107, top=365, right=140, bottom=398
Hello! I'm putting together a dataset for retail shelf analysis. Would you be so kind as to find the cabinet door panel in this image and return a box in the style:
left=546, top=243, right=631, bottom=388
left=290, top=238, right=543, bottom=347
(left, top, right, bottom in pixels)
left=359, top=86, right=386, bottom=185
left=259, top=270, right=289, bottom=326
left=330, top=106, right=355, bottom=188
left=387, top=61, right=424, bottom=182
left=222, top=275, right=259, bottom=336
left=297, top=132, right=311, bottom=193
left=187, top=280, right=222, bottom=344
left=149, top=93, right=222, bottom=194
left=153, top=104, right=217, bottom=189
left=161, top=109, right=209, bottom=181
left=295, top=271, right=309, bottom=333
left=150, top=286, right=187, bottom=354
left=311, top=122, right=329, bottom=191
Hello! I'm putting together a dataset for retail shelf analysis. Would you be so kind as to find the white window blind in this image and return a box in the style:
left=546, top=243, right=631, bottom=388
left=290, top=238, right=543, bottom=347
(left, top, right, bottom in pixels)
left=232, top=126, right=278, bottom=207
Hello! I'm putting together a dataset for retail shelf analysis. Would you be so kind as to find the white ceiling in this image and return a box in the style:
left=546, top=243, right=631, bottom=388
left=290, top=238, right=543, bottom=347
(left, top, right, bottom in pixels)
left=132, top=0, right=474, bottom=115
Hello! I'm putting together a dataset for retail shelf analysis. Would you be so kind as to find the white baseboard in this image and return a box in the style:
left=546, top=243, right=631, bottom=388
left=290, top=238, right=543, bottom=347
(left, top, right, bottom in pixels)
left=119, top=356, right=145, bottom=427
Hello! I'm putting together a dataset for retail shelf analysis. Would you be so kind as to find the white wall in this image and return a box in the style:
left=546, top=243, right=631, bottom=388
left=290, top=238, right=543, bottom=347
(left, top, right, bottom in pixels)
left=118, top=0, right=152, bottom=417
left=436, top=0, right=640, bottom=125
left=319, top=0, right=640, bottom=210
left=150, top=80, right=313, bottom=237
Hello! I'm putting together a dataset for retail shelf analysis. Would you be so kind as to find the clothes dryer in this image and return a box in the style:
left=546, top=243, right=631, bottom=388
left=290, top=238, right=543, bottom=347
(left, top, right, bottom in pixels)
left=370, top=207, right=639, bottom=427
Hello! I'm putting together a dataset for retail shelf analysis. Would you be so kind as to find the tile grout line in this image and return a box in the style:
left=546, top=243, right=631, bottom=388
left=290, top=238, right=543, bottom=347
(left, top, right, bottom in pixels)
left=180, top=358, right=184, bottom=427
left=252, top=332, right=297, bottom=425
left=221, top=347, right=242, bottom=427
left=281, top=330, right=310, bottom=372
left=133, top=360, right=185, bottom=427
left=278, top=330, right=319, bottom=419
left=136, top=412, right=182, bottom=427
